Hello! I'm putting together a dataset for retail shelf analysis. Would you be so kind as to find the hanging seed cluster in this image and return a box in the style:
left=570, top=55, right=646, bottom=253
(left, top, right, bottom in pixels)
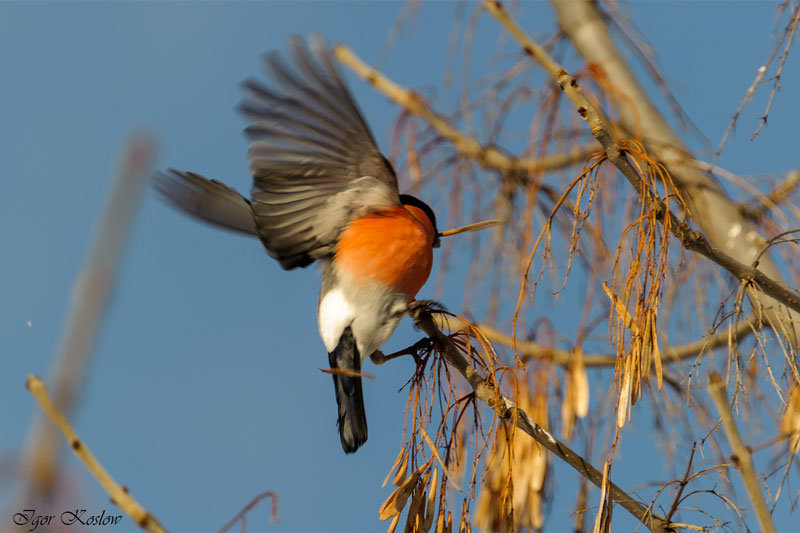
left=475, top=374, right=549, bottom=532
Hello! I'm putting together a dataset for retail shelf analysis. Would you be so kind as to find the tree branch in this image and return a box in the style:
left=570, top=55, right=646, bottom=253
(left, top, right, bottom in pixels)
left=25, top=375, right=166, bottom=533
left=336, top=19, right=800, bottom=319
left=218, top=490, right=279, bottom=533
left=707, top=372, right=778, bottom=533
left=483, top=0, right=800, bottom=318
left=741, top=169, right=800, bottom=222
left=333, top=44, right=600, bottom=181
left=548, top=0, right=800, bottom=344
left=410, top=307, right=677, bottom=533
left=434, top=314, right=758, bottom=367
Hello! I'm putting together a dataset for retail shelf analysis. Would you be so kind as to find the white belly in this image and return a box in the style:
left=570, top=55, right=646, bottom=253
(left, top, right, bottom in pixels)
left=318, top=278, right=408, bottom=359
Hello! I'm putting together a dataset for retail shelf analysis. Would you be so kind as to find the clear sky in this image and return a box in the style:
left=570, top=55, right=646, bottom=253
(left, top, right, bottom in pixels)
left=1, top=2, right=798, bottom=532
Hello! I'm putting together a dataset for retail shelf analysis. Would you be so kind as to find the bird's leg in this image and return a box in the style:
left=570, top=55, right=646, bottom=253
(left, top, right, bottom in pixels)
left=369, top=349, right=404, bottom=365
left=370, top=337, right=433, bottom=366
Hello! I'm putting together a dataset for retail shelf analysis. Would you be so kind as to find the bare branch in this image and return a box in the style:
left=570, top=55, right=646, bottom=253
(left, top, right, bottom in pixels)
left=715, top=2, right=800, bottom=158
left=435, top=314, right=758, bottom=368
left=218, top=490, right=279, bottom=533
left=25, top=375, right=166, bottom=533
left=751, top=4, right=800, bottom=141
left=334, top=44, right=600, bottom=181
left=707, top=372, right=778, bottom=533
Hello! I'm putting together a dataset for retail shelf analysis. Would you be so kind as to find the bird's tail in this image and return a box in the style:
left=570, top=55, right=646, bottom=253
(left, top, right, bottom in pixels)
left=329, top=327, right=368, bottom=453
left=153, top=169, right=258, bottom=236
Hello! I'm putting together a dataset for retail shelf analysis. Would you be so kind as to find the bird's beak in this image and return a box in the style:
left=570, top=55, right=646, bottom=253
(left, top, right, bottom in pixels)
left=437, top=219, right=505, bottom=242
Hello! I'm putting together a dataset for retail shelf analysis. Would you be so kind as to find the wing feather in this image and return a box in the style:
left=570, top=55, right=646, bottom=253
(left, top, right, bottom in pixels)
left=241, top=35, right=399, bottom=269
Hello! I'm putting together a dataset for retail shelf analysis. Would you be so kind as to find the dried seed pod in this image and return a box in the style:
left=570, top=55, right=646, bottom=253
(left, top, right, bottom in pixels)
left=383, top=447, right=408, bottom=488
left=404, top=470, right=431, bottom=533
left=573, top=350, right=589, bottom=418
left=458, top=499, right=468, bottom=533
left=422, top=467, right=438, bottom=532
left=404, top=487, right=426, bottom=533
left=782, top=383, right=800, bottom=453
left=617, top=361, right=632, bottom=428
left=379, top=464, right=426, bottom=520
left=435, top=507, right=446, bottom=533
left=387, top=514, right=401, bottom=533
left=393, top=447, right=410, bottom=486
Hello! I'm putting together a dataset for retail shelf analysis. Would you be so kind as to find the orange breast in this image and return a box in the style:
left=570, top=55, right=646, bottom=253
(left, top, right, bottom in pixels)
left=335, top=206, right=435, bottom=300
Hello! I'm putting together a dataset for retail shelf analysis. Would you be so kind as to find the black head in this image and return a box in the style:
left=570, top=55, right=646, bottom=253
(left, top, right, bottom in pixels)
left=400, top=194, right=440, bottom=248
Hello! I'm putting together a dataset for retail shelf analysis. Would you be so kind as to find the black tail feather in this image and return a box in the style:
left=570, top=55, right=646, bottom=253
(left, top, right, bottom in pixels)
left=329, top=327, right=367, bottom=453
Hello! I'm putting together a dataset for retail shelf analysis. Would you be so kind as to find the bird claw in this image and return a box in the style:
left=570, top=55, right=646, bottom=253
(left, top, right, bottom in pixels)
left=370, top=337, right=433, bottom=367
left=407, top=299, right=447, bottom=316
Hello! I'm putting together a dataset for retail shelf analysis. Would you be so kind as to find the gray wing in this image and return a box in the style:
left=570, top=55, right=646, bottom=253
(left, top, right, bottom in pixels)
left=240, top=35, right=399, bottom=270
left=153, top=169, right=257, bottom=236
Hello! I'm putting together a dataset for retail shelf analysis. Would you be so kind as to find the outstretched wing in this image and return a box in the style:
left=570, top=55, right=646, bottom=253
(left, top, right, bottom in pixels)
left=240, top=35, right=399, bottom=270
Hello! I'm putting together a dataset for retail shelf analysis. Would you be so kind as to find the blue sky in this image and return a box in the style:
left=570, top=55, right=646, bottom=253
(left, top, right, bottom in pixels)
left=2, top=2, right=798, bottom=532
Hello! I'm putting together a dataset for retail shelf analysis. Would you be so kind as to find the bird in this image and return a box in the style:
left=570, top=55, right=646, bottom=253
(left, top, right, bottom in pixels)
left=154, top=36, right=440, bottom=454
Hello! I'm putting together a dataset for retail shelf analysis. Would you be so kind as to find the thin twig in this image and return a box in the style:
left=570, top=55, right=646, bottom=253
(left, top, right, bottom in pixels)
left=218, top=490, right=279, bottom=533
left=25, top=375, right=166, bottom=533
left=714, top=2, right=798, bottom=160
left=434, top=314, right=758, bottom=368
left=751, top=3, right=800, bottom=141
left=707, top=372, right=777, bottom=533
left=740, top=169, right=800, bottom=222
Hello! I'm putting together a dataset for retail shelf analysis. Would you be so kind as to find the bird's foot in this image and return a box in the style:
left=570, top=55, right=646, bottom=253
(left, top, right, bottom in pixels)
left=370, top=337, right=433, bottom=367
left=407, top=299, right=447, bottom=317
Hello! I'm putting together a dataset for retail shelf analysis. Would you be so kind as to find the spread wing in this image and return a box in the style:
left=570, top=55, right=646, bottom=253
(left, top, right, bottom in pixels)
left=241, top=35, right=399, bottom=270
